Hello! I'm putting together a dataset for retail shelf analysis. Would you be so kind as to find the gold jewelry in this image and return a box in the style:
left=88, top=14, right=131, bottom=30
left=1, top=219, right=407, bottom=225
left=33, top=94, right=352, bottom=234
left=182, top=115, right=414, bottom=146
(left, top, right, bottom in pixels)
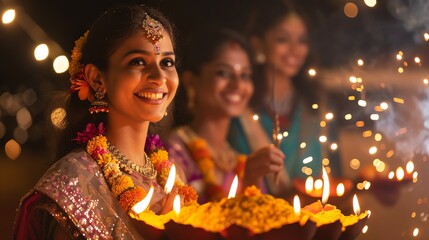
left=107, top=142, right=157, bottom=180
left=142, top=13, right=164, bottom=55
left=89, top=89, right=109, bottom=114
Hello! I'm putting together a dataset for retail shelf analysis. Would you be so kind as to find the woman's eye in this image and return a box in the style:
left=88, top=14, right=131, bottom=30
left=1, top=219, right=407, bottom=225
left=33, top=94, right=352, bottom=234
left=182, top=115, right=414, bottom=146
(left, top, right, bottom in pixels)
left=216, top=70, right=231, bottom=78
left=241, top=72, right=252, bottom=81
left=160, top=58, right=175, bottom=67
left=129, top=58, right=145, bottom=66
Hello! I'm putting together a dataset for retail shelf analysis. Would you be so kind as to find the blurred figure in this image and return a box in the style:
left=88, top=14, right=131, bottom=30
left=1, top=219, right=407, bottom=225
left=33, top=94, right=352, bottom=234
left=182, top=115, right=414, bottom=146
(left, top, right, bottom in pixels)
left=168, top=28, right=284, bottom=203
left=228, top=0, right=342, bottom=197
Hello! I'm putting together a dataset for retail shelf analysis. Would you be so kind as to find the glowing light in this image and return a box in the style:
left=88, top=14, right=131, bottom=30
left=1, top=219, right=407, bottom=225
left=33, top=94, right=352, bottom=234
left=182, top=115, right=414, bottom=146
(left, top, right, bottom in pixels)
left=320, top=121, right=327, bottom=127
left=376, top=161, right=386, bottom=172
left=312, top=104, right=319, bottom=109
left=132, top=186, right=154, bottom=214
left=357, top=59, right=364, bottom=66
left=424, top=79, right=428, bottom=85
left=413, top=172, right=418, bottom=182
left=322, top=158, right=330, bottom=165
left=300, top=142, right=307, bottom=149
left=350, top=158, right=360, bottom=170
left=314, top=179, right=323, bottom=191
left=388, top=171, right=395, bottom=179
left=164, top=164, right=176, bottom=194
left=252, top=114, right=259, bottom=121
left=34, top=44, right=49, bottom=61
left=228, top=175, right=239, bottom=199
left=319, top=135, right=327, bottom=143
left=349, top=76, right=357, bottom=83
left=304, top=167, right=313, bottom=175
left=374, top=133, right=382, bottom=141
left=396, top=53, right=403, bottom=60
left=173, top=195, right=181, bottom=215
left=51, top=108, right=67, bottom=129
left=293, top=195, right=301, bottom=216
left=305, top=176, right=314, bottom=193
left=386, top=150, right=394, bottom=158
left=348, top=96, right=356, bottom=101
left=53, top=55, right=69, bottom=73
left=356, top=121, right=365, bottom=127
left=16, top=108, right=32, bottom=129
left=358, top=100, right=367, bottom=107
left=362, top=225, right=368, bottom=233
left=344, top=2, right=359, bottom=18
left=345, top=114, right=352, bottom=120
left=396, top=167, right=405, bottom=181
left=2, top=9, right=16, bottom=24
left=393, top=97, right=404, bottom=104
left=303, top=156, right=313, bottom=164
left=322, top=167, right=330, bottom=205
left=415, top=57, right=421, bottom=64
left=398, top=67, right=404, bottom=73
left=424, top=33, right=429, bottom=41
left=336, top=183, right=345, bottom=197
left=5, top=139, right=21, bottom=160
left=353, top=194, right=361, bottom=215
left=364, top=181, right=371, bottom=190
left=283, top=131, right=289, bottom=137
left=325, top=112, right=334, bottom=120
left=406, top=161, right=414, bottom=174
left=413, top=228, right=419, bottom=237
left=370, top=114, right=379, bottom=121
left=364, top=0, right=377, bottom=7
left=373, top=159, right=381, bottom=167
left=369, top=146, right=377, bottom=155
left=330, top=143, right=338, bottom=150
left=308, top=68, right=317, bottom=76
left=362, top=130, right=372, bottom=137
left=380, top=102, right=389, bottom=110
left=277, top=133, right=283, bottom=141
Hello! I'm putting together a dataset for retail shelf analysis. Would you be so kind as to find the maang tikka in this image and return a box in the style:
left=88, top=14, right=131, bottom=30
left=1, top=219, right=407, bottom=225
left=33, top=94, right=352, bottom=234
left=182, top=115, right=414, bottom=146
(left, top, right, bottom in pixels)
left=89, top=89, right=109, bottom=114
left=142, top=13, right=164, bottom=55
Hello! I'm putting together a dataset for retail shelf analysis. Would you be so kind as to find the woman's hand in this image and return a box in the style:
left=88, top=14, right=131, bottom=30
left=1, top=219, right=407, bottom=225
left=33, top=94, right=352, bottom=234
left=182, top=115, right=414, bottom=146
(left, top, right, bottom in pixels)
left=243, top=144, right=285, bottom=187
left=159, top=186, right=179, bottom=215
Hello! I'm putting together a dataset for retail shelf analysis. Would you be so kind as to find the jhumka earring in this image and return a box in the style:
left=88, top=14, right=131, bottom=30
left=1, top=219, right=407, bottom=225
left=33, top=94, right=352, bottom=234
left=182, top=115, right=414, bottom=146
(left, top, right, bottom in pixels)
left=89, top=89, right=109, bottom=114
left=142, top=13, right=164, bottom=55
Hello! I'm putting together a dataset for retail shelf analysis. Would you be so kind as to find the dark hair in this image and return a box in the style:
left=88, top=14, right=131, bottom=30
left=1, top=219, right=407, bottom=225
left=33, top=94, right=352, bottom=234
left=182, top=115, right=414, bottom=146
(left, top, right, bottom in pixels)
left=246, top=0, right=320, bottom=111
left=56, top=5, right=175, bottom=159
left=173, top=28, right=254, bottom=126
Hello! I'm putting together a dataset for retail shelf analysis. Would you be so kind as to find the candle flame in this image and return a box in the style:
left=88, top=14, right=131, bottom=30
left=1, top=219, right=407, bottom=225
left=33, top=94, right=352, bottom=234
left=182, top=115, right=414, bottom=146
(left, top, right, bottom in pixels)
left=322, top=167, right=330, bottom=205
left=336, top=183, right=345, bottom=197
left=305, top=176, right=314, bottom=193
left=293, top=195, right=301, bottom=216
left=165, top=164, right=176, bottom=194
left=173, top=194, right=181, bottom=215
left=396, top=167, right=405, bottom=181
left=406, top=161, right=414, bottom=174
left=353, top=194, right=361, bottom=215
left=132, top=186, right=154, bottom=214
left=228, top=175, right=239, bottom=199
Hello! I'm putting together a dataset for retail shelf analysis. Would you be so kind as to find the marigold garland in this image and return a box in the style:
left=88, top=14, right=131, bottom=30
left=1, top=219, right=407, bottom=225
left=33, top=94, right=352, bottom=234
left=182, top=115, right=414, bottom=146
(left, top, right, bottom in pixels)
left=77, top=123, right=198, bottom=218
left=188, top=138, right=247, bottom=201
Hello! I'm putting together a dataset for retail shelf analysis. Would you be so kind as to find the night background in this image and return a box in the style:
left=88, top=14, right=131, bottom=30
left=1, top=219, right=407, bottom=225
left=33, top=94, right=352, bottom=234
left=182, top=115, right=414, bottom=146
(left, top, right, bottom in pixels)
left=1, top=0, right=429, bottom=239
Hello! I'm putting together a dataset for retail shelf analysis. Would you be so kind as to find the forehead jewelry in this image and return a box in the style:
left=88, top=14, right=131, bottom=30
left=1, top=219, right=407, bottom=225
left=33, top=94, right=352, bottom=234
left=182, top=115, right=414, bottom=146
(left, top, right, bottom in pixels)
left=142, top=13, right=164, bottom=55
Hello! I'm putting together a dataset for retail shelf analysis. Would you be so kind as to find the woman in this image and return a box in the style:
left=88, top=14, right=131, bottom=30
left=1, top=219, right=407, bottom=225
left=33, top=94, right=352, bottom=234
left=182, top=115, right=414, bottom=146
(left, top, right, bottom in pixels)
left=14, top=5, right=196, bottom=239
left=168, top=28, right=285, bottom=203
left=228, top=0, right=342, bottom=197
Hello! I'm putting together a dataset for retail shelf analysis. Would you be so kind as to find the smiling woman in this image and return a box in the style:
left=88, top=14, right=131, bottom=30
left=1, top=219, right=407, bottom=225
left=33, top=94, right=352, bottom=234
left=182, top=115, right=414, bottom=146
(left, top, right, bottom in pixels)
left=13, top=4, right=197, bottom=239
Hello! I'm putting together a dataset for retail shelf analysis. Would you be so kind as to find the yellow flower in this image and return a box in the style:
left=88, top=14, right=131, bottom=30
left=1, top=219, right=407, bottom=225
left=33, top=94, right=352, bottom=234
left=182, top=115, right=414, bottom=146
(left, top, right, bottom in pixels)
left=111, top=175, right=134, bottom=197
left=69, top=31, right=89, bottom=77
left=86, top=135, right=107, bottom=156
left=150, top=149, right=169, bottom=166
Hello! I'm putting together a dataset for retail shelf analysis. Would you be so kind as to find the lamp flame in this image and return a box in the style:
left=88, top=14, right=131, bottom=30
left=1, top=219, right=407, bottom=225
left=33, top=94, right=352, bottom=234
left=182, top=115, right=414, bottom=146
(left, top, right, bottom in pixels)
left=305, top=176, right=314, bottom=193
left=228, top=175, right=239, bottom=199
left=322, top=167, right=330, bottom=205
left=132, top=186, right=154, bottom=214
left=396, top=167, right=405, bottom=181
left=164, top=164, right=176, bottom=194
left=293, top=195, right=301, bottom=216
left=406, top=161, right=414, bottom=174
left=336, top=183, right=345, bottom=197
left=173, top=194, right=181, bottom=215
left=353, top=194, right=361, bottom=215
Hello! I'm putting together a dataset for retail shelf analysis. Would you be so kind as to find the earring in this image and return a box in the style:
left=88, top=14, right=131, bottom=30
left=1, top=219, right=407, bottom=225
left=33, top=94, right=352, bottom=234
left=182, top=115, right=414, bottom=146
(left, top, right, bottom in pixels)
left=164, top=111, right=168, bottom=117
left=89, top=89, right=109, bottom=114
left=255, top=52, right=266, bottom=64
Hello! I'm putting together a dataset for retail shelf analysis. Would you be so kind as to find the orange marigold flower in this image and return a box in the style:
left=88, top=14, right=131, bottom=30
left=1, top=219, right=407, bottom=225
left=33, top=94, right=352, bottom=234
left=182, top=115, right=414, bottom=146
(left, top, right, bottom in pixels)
left=244, top=185, right=262, bottom=197
left=71, top=79, right=93, bottom=101
left=178, top=185, right=199, bottom=206
left=119, top=186, right=147, bottom=212
left=86, top=136, right=108, bottom=156
left=111, top=175, right=134, bottom=197
left=197, top=158, right=214, bottom=172
left=150, top=149, right=169, bottom=166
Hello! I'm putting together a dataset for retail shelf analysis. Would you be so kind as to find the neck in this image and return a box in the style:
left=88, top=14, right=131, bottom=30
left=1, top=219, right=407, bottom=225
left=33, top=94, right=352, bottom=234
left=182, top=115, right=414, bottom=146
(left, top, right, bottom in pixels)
left=190, top=111, right=230, bottom=150
left=265, top=65, right=294, bottom=104
left=106, top=112, right=150, bottom=166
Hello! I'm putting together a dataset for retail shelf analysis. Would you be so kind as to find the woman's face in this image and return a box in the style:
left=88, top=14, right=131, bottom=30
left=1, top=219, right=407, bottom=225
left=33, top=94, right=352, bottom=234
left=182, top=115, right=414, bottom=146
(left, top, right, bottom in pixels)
left=104, top=30, right=178, bottom=123
left=194, top=43, right=253, bottom=117
left=261, top=14, right=309, bottom=78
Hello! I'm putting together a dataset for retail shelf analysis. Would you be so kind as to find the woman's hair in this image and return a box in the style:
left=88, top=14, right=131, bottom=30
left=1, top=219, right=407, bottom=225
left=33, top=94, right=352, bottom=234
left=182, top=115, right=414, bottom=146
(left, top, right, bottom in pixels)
left=246, top=0, right=320, bottom=111
left=173, top=28, right=254, bottom=126
left=56, top=5, right=175, bottom=159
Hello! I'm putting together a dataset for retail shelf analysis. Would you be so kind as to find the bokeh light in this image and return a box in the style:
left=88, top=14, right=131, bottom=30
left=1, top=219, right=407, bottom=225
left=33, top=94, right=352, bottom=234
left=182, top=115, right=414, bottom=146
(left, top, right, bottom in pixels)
left=53, top=55, right=69, bottom=73
left=2, top=9, right=16, bottom=24
left=34, top=43, right=49, bottom=61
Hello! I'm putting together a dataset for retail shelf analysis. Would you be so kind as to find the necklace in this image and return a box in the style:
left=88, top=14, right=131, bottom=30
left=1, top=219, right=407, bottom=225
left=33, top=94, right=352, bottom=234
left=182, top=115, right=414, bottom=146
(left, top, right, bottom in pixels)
left=107, top=142, right=157, bottom=180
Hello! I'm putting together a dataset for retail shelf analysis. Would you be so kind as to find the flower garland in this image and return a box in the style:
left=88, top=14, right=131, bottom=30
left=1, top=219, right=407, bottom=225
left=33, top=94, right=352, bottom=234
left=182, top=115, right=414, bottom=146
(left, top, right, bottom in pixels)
left=188, top=138, right=247, bottom=201
left=75, top=123, right=198, bottom=216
